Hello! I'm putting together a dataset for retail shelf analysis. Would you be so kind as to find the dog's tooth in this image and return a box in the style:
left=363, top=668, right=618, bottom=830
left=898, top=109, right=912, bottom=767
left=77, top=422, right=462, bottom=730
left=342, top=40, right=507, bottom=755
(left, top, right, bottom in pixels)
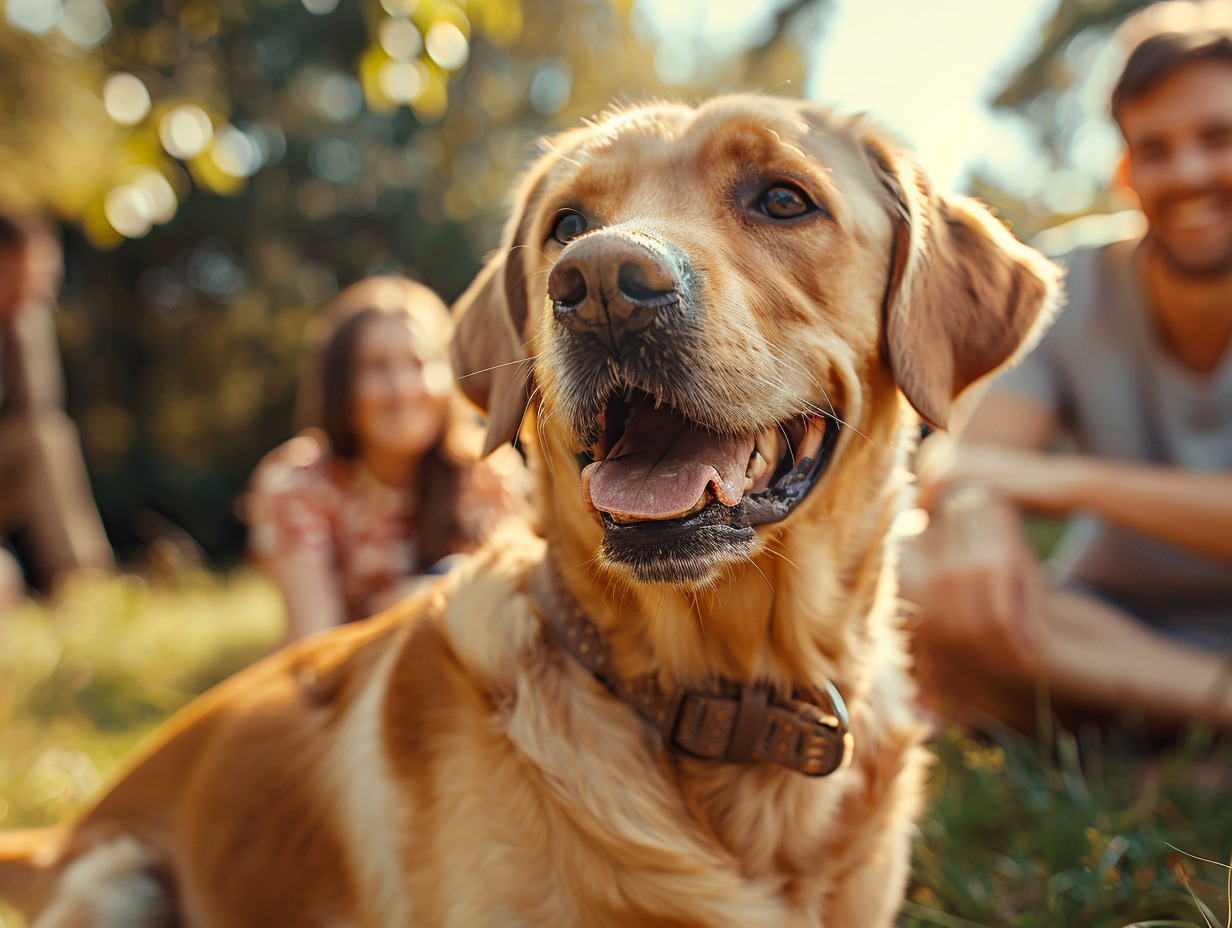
left=754, top=427, right=781, bottom=467
left=796, top=417, right=826, bottom=462
left=745, top=450, right=768, bottom=488
left=685, top=488, right=713, bottom=515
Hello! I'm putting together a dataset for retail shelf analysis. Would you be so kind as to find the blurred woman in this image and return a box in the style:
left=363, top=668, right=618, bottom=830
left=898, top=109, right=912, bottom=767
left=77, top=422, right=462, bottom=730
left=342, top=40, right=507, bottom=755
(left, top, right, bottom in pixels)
left=245, top=276, right=528, bottom=643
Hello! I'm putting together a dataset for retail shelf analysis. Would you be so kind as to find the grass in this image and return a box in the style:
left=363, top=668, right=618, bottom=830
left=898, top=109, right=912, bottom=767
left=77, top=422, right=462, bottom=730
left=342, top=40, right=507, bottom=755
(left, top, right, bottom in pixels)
left=0, top=570, right=1228, bottom=928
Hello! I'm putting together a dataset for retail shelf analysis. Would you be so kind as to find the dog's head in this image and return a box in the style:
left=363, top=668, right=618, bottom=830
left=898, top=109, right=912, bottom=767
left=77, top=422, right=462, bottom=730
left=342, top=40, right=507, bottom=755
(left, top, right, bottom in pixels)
left=454, top=97, right=1058, bottom=592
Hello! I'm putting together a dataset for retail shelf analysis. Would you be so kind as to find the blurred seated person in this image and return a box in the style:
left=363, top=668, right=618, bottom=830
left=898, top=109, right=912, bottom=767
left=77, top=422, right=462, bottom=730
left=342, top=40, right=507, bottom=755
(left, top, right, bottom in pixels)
left=901, top=9, right=1232, bottom=734
left=0, top=209, right=114, bottom=602
left=245, top=276, right=529, bottom=643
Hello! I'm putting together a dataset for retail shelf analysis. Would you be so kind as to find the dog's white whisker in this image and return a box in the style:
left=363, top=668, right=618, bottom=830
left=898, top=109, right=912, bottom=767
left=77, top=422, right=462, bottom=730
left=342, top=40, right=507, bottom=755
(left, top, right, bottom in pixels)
left=455, top=356, right=537, bottom=380
left=743, top=556, right=777, bottom=595
left=762, top=350, right=874, bottom=446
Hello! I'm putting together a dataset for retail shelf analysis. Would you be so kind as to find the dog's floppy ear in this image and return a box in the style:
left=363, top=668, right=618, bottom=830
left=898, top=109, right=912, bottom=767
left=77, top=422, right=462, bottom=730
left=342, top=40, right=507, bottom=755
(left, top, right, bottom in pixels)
left=452, top=152, right=562, bottom=456
left=452, top=252, right=533, bottom=456
left=865, top=139, right=1060, bottom=430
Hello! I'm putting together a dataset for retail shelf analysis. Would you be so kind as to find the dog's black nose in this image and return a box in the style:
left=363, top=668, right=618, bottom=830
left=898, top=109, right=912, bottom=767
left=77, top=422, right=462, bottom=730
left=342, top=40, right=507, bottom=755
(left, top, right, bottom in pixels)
left=548, top=231, right=684, bottom=344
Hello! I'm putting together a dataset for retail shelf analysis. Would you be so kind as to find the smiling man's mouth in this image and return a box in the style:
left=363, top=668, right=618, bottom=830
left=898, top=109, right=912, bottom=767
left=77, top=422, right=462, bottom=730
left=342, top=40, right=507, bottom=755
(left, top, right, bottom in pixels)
left=1168, top=194, right=1231, bottom=232
left=577, top=388, right=840, bottom=531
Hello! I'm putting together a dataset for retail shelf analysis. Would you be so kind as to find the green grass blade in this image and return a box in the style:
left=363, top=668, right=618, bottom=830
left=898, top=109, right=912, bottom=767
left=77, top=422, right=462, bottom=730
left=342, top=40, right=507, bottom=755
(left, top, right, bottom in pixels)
left=1164, top=843, right=1232, bottom=871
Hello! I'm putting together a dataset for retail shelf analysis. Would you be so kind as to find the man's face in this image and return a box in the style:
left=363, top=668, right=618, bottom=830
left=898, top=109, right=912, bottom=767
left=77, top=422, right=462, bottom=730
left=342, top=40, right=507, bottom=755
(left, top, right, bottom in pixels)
left=1121, top=58, right=1232, bottom=277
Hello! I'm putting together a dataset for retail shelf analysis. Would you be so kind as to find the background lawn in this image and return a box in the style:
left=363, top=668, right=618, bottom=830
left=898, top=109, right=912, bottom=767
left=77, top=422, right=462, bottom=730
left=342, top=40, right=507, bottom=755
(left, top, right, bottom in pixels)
left=0, top=570, right=1228, bottom=928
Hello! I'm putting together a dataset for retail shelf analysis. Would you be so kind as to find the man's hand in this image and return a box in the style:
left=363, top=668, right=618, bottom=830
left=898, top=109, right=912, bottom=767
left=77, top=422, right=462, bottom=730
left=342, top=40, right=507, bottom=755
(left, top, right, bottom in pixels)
left=900, top=487, right=1043, bottom=680
left=939, top=444, right=1094, bottom=517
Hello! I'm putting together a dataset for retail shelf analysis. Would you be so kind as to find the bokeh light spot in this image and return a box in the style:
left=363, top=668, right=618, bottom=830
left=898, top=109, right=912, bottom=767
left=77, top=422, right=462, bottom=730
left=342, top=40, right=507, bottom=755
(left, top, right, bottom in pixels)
left=314, top=73, right=364, bottom=121
left=309, top=138, right=363, bottom=184
left=186, top=238, right=246, bottom=302
left=212, top=125, right=263, bottom=178
left=425, top=21, right=468, bottom=70
left=136, top=266, right=185, bottom=310
left=379, top=60, right=427, bottom=104
left=103, top=72, right=151, bottom=125
left=5, top=0, right=63, bottom=35
left=379, top=0, right=417, bottom=15
left=379, top=17, right=422, bottom=59
left=104, top=185, right=156, bottom=239
left=123, top=167, right=178, bottom=224
left=301, top=0, right=340, bottom=14
left=529, top=60, right=571, bottom=115
left=160, top=105, right=214, bottom=159
left=59, top=0, right=111, bottom=47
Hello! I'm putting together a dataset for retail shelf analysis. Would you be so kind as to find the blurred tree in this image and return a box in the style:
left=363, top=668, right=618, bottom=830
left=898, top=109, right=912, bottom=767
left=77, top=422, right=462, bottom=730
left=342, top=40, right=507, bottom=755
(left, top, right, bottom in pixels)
left=969, top=0, right=1156, bottom=243
left=994, top=0, right=1149, bottom=112
left=0, top=0, right=826, bottom=565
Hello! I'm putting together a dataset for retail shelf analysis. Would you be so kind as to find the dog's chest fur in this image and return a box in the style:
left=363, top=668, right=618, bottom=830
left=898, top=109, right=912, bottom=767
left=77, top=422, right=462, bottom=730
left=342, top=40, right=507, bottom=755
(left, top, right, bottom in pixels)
left=335, top=533, right=924, bottom=928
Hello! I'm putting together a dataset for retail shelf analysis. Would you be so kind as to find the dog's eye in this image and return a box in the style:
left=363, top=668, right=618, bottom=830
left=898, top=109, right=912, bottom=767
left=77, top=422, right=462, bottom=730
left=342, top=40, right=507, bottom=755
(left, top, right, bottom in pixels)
left=759, top=186, right=813, bottom=219
left=552, top=211, right=589, bottom=244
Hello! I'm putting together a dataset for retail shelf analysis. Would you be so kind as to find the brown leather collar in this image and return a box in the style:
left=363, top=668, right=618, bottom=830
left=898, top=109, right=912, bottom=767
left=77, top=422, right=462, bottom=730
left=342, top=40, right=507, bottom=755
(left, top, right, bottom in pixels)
left=531, top=562, right=853, bottom=777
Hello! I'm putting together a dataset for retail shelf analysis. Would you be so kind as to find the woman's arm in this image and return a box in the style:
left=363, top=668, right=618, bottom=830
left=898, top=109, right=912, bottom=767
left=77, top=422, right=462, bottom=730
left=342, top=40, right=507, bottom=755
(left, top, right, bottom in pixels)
left=245, top=436, right=348, bottom=645
left=260, top=546, right=347, bottom=644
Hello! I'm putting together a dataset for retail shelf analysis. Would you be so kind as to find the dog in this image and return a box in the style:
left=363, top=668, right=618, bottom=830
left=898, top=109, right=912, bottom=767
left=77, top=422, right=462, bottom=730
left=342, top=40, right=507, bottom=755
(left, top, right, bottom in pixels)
left=0, top=96, right=1057, bottom=927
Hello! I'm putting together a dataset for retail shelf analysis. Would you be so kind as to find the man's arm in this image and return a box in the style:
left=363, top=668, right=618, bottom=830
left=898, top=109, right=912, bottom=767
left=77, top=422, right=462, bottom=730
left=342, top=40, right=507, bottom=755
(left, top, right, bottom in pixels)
left=915, top=391, right=1057, bottom=507
left=949, top=390, right=1232, bottom=563
left=962, top=390, right=1059, bottom=449
left=950, top=444, right=1232, bottom=564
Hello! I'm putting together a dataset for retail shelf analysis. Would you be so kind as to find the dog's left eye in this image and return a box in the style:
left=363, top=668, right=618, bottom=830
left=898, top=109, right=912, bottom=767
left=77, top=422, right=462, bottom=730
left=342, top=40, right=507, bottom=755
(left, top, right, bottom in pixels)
left=552, top=211, right=589, bottom=244
left=759, top=185, right=814, bottom=219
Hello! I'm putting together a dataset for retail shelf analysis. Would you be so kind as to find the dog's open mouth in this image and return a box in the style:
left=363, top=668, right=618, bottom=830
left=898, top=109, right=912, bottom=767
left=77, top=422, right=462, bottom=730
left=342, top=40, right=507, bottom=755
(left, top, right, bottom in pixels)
left=574, top=388, right=841, bottom=583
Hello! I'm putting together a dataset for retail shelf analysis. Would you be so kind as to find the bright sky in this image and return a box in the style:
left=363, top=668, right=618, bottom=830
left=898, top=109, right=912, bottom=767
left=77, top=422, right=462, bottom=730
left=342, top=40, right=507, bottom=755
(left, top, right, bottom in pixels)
left=809, top=0, right=1057, bottom=187
left=638, top=0, right=1065, bottom=190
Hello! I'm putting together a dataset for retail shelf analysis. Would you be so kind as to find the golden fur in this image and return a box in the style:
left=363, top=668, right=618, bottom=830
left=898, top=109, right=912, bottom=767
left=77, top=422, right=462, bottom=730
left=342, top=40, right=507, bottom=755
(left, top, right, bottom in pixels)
left=0, top=96, right=1058, bottom=927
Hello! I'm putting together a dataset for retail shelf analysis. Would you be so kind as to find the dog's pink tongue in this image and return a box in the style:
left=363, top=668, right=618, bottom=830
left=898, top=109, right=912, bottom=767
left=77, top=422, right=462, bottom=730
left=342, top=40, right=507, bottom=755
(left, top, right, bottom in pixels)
left=583, top=401, right=754, bottom=519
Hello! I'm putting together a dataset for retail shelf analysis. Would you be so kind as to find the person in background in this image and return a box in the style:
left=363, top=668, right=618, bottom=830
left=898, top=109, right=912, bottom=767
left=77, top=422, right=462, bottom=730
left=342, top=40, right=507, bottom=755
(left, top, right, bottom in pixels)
left=0, top=209, right=114, bottom=604
left=245, top=276, right=529, bottom=644
left=901, top=5, right=1232, bottom=733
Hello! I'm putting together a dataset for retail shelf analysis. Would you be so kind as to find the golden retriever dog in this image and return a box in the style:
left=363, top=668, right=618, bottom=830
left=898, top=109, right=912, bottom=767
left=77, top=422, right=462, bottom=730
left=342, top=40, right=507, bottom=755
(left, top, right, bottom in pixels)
left=0, top=96, right=1057, bottom=928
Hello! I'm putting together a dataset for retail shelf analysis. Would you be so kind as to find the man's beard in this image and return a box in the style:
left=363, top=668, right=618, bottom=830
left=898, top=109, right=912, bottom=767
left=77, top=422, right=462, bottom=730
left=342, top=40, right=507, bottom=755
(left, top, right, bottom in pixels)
left=1151, top=232, right=1232, bottom=280
left=1150, top=190, right=1232, bottom=279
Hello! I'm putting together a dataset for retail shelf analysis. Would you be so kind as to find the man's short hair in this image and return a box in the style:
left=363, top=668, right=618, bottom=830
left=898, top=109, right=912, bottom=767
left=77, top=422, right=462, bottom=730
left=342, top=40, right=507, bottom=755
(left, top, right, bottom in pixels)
left=1112, top=23, right=1232, bottom=119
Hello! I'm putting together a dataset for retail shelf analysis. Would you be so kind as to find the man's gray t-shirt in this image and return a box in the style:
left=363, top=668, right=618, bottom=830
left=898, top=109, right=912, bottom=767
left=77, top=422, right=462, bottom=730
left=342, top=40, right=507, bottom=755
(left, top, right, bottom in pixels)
left=993, top=236, right=1232, bottom=649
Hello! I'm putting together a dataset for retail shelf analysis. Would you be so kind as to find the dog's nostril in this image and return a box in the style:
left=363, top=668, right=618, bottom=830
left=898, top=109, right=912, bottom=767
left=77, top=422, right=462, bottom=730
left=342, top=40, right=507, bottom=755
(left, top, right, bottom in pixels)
left=550, top=265, right=588, bottom=310
left=617, top=261, right=675, bottom=306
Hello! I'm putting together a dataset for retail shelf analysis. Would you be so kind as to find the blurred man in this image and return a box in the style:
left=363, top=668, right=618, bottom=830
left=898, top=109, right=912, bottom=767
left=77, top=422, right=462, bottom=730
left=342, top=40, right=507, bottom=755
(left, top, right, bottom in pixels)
left=902, top=11, right=1232, bottom=732
left=0, top=211, right=113, bottom=601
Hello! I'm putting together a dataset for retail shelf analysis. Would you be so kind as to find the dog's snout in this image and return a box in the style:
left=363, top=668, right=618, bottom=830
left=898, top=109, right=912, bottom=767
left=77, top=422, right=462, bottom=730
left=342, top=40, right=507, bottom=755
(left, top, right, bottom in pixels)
left=548, top=232, right=685, bottom=342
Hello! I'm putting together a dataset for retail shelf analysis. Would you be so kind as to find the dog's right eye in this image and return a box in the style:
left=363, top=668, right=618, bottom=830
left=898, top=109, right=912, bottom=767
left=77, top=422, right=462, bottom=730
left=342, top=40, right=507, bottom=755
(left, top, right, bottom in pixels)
left=552, top=211, right=588, bottom=244
left=759, top=185, right=814, bottom=220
